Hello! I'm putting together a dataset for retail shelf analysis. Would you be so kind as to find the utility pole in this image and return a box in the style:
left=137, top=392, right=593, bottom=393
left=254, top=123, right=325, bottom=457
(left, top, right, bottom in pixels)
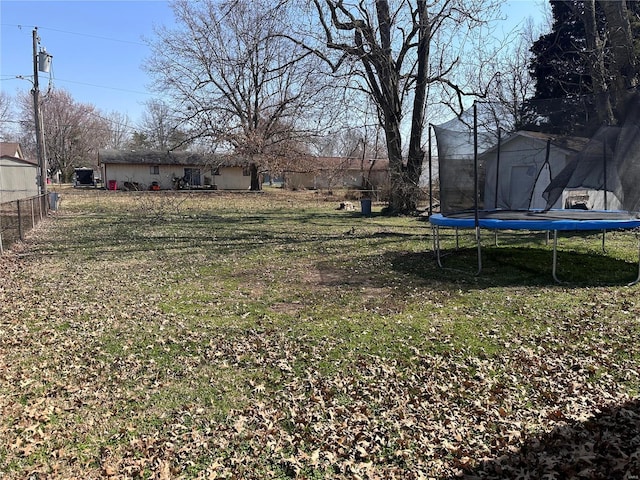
left=32, top=27, right=48, bottom=196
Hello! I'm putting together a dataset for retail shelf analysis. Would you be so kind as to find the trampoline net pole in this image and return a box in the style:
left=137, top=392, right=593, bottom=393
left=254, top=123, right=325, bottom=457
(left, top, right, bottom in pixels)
left=428, top=125, right=434, bottom=216
left=473, top=102, right=479, bottom=228
left=494, top=128, right=501, bottom=210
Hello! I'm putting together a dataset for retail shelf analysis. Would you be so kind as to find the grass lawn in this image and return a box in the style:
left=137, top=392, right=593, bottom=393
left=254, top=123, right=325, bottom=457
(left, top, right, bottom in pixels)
left=1, top=188, right=639, bottom=479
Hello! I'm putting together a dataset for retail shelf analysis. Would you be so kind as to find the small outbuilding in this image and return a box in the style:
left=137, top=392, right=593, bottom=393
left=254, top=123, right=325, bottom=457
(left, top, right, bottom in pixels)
left=0, top=142, right=39, bottom=203
left=98, top=150, right=256, bottom=191
left=481, top=131, right=599, bottom=210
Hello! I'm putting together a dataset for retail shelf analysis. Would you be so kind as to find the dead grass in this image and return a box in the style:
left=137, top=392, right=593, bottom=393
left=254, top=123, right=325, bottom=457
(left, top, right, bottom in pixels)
left=1, top=188, right=639, bottom=479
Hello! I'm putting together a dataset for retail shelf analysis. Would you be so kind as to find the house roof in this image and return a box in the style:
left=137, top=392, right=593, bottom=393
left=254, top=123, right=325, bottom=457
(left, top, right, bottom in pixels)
left=285, top=156, right=390, bottom=173
left=98, top=149, right=251, bottom=167
left=0, top=142, right=25, bottom=160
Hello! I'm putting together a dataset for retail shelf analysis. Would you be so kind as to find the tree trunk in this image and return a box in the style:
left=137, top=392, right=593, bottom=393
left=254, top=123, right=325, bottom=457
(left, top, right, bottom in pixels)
left=581, top=0, right=615, bottom=125
left=379, top=0, right=429, bottom=214
left=382, top=112, right=410, bottom=212
left=599, top=0, right=637, bottom=119
left=249, top=163, right=261, bottom=191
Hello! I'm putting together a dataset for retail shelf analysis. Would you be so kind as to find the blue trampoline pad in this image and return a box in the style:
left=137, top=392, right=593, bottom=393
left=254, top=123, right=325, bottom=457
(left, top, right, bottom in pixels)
left=429, top=210, right=640, bottom=231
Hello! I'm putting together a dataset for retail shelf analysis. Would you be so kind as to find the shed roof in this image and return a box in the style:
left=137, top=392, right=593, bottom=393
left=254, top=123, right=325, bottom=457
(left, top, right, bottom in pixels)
left=482, top=131, right=590, bottom=156
left=98, top=149, right=251, bottom=167
left=0, top=156, right=38, bottom=167
left=0, top=142, right=26, bottom=160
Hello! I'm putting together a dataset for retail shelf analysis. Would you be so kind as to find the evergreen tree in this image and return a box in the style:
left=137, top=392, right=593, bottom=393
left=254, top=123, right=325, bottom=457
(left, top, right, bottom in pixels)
left=520, top=1, right=598, bottom=135
left=521, top=0, right=640, bottom=136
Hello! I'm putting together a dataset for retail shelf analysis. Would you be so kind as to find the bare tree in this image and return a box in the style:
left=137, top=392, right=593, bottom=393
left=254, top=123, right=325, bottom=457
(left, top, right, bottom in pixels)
left=292, top=0, right=502, bottom=212
left=0, top=91, right=16, bottom=142
left=596, top=0, right=638, bottom=122
left=566, top=0, right=639, bottom=125
left=105, top=110, right=132, bottom=149
left=136, top=99, right=190, bottom=151
left=147, top=0, right=333, bottom=190
left=18, top=88, right=110, bottom=182
left=483, top=16, right=548, bottom=134
left=581, top=0, right=615, bottom=125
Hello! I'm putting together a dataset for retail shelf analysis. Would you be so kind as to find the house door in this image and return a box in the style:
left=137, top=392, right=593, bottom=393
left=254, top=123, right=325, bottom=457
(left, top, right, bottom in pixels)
left=509, top=165, right=536, bottom=210
left=184, top=168, right=201, bottom=187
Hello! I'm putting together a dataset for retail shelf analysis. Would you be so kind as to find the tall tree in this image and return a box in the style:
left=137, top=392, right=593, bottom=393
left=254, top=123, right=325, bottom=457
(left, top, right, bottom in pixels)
left=18, top=89, right=110, bottom=182
left=590, top=0, right=639, bottom=121
left=147, top=0, right=332, bottom=190
left=524, top=0, right=640, bottom=135
left=0, top=91, right=16, bottom=142
left=484, top=16, right=548, bottom=134
left=297, top=0, right=501, bottom=213
left=521, top=1, right=594, bottom=134
left=104, top=111, right=132, bottom=150
left=137, top=99, right=190, bottom=151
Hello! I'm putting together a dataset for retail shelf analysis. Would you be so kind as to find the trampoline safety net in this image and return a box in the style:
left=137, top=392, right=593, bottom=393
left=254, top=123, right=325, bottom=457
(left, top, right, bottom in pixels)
left=433, top=95, right=640, bottom=215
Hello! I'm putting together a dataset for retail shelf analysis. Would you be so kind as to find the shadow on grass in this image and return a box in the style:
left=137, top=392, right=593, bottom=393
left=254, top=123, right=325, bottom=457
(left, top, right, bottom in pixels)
left=37, top=206, right=640, bottom=288
left=40, top=209, right=426, bottom=261
left=449, top=398, right=640, bottom=479
left=38, top=210, right=365, bottom=256
left=386, top=245, right=640, bottom=288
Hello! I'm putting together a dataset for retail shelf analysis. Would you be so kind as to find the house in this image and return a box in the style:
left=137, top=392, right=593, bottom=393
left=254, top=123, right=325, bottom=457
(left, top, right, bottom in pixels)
left=284, top=156, right=390, bottom=192
left=480, top=131, right=608, bottom=210
left=0, top=142, right=39, bottom=203
left=98, top=150, right=256, bottom=191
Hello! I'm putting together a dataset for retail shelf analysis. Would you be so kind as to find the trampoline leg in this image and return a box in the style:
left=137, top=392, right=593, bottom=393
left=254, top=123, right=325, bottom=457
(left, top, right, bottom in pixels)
left=552, top=229, right=639, bottom=286
left=433, top=225, right=444, bottom=268
left=475, top=226, right=482, bottom=276
left=431, top=225, right=436, bottom=255
left=629, top=238, right=640, bottom=287
left=552, top=230, right=561, bottom=284
left=602, top=229, right=606, bottom=253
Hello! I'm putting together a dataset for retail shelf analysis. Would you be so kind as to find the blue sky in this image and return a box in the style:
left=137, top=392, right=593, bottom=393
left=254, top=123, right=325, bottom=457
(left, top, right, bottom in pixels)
left=1, top=0, right=175, bottom=124
left=1, top=0, right=548, bottom=128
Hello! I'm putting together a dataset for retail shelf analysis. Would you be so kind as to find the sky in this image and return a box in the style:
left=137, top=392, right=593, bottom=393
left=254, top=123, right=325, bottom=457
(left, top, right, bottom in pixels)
left=1, top=0, right=549, bottom=130
left=1, top=0, right=176, bottom=126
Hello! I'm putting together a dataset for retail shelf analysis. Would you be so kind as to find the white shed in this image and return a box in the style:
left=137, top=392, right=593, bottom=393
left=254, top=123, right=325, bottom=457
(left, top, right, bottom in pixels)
left=481, top=131, right=594, bottom=210
left=0, top=143, right=39, bottom=203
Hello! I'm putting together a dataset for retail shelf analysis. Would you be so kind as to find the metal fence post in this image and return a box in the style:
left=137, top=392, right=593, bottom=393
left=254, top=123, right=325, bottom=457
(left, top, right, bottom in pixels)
left=17, top=199, right=23, bottom=241
left=0, top=194, right=48, bottom=252
left=31, top=197, right=35, bottom=230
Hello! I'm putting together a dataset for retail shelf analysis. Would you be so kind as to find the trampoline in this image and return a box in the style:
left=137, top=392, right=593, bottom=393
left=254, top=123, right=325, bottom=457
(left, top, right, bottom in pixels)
left=427, top=99, right=640, bottom=285
left=430, top=210, right=640, bottom=284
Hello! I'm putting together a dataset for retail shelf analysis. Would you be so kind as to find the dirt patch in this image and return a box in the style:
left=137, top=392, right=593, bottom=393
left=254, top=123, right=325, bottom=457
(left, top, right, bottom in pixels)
left=269, top=301, right=305, bottom=315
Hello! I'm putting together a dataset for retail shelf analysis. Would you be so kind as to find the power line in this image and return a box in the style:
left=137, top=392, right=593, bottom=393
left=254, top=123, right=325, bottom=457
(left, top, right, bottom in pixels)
left=0, top=75, right=154, bottom=97
left=1, top=23, right=147, bottom=46
left=54, top=78, right=154, bottom=96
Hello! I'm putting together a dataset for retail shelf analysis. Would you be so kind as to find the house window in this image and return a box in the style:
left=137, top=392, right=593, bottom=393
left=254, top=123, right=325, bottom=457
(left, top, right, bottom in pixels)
left=150, top=165, right=160, bottom=175
left=243, top=166, right=251, bottom=176
left=213, top=166, right=221, bottom=176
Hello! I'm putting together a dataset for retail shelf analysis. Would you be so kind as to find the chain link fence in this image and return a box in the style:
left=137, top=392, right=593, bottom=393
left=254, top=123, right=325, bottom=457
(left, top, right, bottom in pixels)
left=0, top=194, right=51, bottom=253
